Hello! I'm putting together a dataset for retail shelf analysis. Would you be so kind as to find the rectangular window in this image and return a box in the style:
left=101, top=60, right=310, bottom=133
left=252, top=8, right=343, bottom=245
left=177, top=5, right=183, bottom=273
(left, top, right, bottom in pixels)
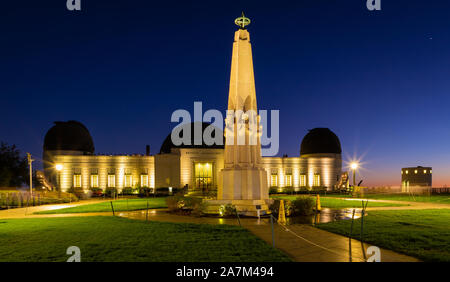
left=313, top=174, right=321, bottom=187
left=285, top=174, right=292, bottom=187
left=108, top=174, right=115, bottom=188
left=194, top=163, right=213, bottom=191
left=90, top=174, right=99, bottom=188
left=73, top=174, right=82, bottom=188
left=300, top=174, right=306, bottom=187
left=141, top=174, right=148, bottom=187
left=124, top=175, right=133, bottom=188
left=271, top=174, right=278, bottom=187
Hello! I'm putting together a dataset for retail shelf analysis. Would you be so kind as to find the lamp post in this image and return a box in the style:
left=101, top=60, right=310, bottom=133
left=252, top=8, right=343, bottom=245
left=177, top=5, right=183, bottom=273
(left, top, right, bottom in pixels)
left=27, top=153, right=34, bottom=197
left=55, top=164, right=63, bottom=193
left=350, top=162, right=358, bottom=188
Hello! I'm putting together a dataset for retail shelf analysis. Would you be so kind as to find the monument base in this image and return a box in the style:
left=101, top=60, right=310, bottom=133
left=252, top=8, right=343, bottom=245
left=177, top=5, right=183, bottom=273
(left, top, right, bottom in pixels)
left=204, top=199, right=272, bottom=217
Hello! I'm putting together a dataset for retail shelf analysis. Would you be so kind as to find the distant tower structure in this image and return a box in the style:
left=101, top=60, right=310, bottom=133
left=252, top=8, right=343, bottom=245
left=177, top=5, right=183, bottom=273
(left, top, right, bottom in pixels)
left=401, top=166, right=432, bottom=193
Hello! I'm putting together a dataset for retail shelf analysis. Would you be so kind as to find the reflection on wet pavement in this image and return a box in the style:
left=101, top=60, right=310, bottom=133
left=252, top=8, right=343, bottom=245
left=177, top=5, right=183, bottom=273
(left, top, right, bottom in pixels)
left=119, top=208, right=366, bottom=226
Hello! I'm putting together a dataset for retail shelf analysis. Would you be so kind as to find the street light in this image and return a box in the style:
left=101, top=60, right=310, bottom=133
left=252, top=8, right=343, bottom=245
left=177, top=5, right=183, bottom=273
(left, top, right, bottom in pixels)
left=55, top=164, right=63, bottom=192
left=350, top=162, right=358, bottom=187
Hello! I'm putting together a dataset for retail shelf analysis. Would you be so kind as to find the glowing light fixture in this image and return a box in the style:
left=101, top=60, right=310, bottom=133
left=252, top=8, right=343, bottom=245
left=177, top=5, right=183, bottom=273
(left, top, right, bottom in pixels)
left=55, top=164, right=63, bottom=171
left=350, top=162, right=358, bottom=170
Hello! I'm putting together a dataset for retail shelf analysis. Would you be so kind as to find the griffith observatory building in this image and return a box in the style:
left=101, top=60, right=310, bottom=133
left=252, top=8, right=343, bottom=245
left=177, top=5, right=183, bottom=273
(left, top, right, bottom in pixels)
left=42, top=15, right=345, bottom=201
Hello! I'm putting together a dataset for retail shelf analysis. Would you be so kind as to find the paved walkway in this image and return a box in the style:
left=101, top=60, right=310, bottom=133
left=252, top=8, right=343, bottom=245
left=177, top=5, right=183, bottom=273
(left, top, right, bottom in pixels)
left=0, top=199, right=110, bottom=219
left=121, top=210, right=420, bottom=262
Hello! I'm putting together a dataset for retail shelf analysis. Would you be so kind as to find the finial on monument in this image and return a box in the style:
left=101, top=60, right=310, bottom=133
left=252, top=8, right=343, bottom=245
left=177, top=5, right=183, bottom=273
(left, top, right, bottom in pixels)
left=234, top=11, right=251, bottom=29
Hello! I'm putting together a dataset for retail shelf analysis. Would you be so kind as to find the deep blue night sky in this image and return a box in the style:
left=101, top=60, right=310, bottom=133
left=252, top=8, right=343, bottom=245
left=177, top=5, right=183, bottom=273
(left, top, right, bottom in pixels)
left=1, top=0, right=450, bottom=186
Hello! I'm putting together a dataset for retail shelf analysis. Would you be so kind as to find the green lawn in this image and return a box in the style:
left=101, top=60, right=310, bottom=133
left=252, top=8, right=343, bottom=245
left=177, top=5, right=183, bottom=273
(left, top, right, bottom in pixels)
left=0, top=216, right=290, bottom=262
left=316, top=209, right=450, bottom=262
left=271, top=195, right=408, bottom=209
left=323, top=193, right=450, bottom=204
left=35, top=198, right=168, bottom=214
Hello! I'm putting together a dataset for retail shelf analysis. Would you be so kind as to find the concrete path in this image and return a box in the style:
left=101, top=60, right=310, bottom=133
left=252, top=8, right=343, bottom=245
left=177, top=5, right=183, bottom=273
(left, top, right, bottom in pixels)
left=120, top=210, right=420, bottom=262
left=0, top=199, right=110, bottom=219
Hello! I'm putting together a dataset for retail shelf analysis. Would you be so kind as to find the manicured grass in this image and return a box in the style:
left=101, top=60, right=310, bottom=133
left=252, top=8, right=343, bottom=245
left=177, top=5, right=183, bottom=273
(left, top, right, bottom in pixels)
left=0, top=216, right=290, bottom=262
left=316, top=209, right=450, bottom=262
left=34, top=198, right=168, bottom=214
left=323, top=193, right=450, bottom=204
left=271, top=195, right=408, bottom=209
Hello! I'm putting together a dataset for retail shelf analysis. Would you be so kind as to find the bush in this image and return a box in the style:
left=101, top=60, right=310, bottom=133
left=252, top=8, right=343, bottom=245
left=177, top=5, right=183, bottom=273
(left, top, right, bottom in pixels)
left=166, top=195, right=203, bottom=215
left=104, top=187, right=118, bottom=198
left=121, top=187, right=138, bottom=195
left=269, top=187, right=278, bottom=194
left=269, top=199, right=293, bottom=216
left=291, top=196, right=314, bottom=215
left=67, top=187, right=86, bottom=199
left=138, top=187, right=152, bottom=197
left=191, top=201, right=208, bottom=217
left=283, top=187, right=294, bottom=194
left=89, top=187, right=103, bottom=197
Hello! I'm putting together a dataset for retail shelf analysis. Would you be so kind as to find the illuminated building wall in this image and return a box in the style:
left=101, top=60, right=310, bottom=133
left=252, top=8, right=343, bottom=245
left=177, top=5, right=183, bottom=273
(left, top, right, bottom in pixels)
left=260, top=153, right=342, bottom=191
left=52, top=154, right=155, bottom=192
left=49, top=150, right=341, bottom=192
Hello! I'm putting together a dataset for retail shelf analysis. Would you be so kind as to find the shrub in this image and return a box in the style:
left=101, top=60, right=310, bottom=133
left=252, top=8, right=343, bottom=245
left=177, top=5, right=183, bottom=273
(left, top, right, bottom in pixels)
left=166, top=195, right=203, bottom=214
left=104, top=187, right=118, bottom=198
left=67, top=187, right=86, bottom=199
left=224, top=204, right=237, bottom=217
left=191, top=201, right=208, bottom=217
left=166, top=195, right=181, bottom=211
left=121, top=187, right=138, bottom=195
left=269, top=199, right=293, bottom=216
left=283, top=187, right=294, bottom=194
left=291, top=196, right=314, bottom=215
left=89, top=187, right=103, bottom=197
left=269, top=187, right=278, bottom=194
left=138, top=187, right=152, bottom=197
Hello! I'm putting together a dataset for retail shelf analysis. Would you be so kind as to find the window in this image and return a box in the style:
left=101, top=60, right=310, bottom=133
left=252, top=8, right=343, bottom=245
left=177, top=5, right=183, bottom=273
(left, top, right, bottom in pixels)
left=124, top=174, right=133, bottom=188
left=424, top=170, right=427, bottom=174
left=405, top=170, right=409, bottom=174
left=108, top=174, right=115, bottom=188
left=141, top=174, right=149, bottom=187
left=285, top=174, right=292, bottom=187
left=300, top=174, right=306, bottom=187
left=73, top=174, right=82, bottom=188
left=271, top=174, right=278, bottom=187
left=414, top=170, right=418, bottom=174
left=313, top=174, right=321, bottom=187
left=90, top=174, right=99, bottom=188
left=194, top=163, right=213, bottom=191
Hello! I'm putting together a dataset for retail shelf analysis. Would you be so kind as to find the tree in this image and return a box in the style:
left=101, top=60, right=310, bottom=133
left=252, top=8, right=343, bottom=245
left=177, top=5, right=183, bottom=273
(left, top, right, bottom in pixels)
left=0, top=142, right=28, bottom=187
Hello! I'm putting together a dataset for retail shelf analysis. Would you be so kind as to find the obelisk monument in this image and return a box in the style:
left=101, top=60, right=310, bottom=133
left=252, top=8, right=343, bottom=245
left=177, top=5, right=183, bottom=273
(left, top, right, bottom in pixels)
left=215, top=13, right=269, bottom=215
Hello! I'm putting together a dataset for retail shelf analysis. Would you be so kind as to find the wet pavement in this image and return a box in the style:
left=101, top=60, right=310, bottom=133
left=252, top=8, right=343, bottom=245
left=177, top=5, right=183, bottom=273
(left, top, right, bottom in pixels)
left=117, top=209, right=420, bottom=262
